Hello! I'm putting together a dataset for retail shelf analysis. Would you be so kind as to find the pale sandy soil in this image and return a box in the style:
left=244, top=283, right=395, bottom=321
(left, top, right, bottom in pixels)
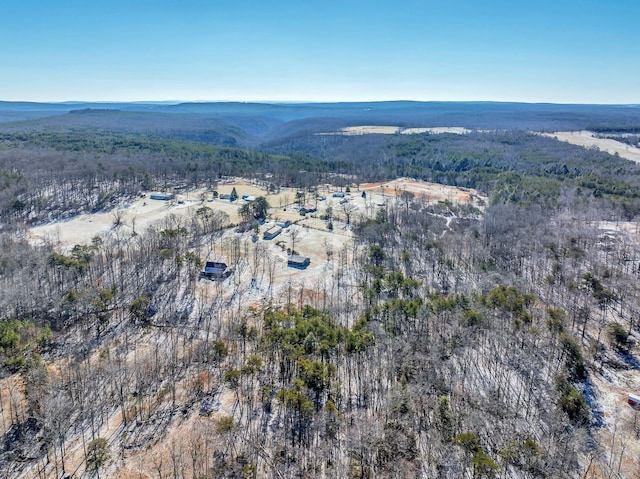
left=29, top=178, right=484, bottom=253
left=339, top=125, right=401, bottom=134
left=589, top=370, right=640, bottom=478
left=402, top=126, right=473, bottom=135
left=110, top=386, right=239, bottom=479
left=541, top=131, right=640, bottom=164
left=318, top=125, right=474, bottom=136
left=0, top=375, right=23, bottom=430
left=194, top=179, right=485, bottom=309
left=592, top=220, right=640, bottom=236
left=580, top=220, right=640, bottom=477
left=360, top=177, right=486, bottom=208
left=22, top=363, right=239, bottom=479
left=28, top=179, right=297, bottom=251
left=194, top=218, right=355, bottom=313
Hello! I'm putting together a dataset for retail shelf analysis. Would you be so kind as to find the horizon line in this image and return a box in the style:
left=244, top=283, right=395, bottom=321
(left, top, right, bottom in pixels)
left=1, top=99, right=639, bottom=107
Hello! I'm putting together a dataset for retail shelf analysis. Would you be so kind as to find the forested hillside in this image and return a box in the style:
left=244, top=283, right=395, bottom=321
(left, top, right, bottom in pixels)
left=1, top=105, right=640, bottom=478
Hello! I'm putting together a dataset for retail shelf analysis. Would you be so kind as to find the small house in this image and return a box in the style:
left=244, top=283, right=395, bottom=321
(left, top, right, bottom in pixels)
left=288, top=255, right=310, bottom=269
left=299, top=204, right=317, bottom=216
left=201, top=261, right=231, bottom=280
left=628, top=393, right=640, bottom=411
left=263, top=225, right=282, bottom=240
left=150, top=192, right=173, bottom=201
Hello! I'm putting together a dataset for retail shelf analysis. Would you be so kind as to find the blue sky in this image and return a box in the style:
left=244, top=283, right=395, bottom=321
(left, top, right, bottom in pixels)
left=1, top=0, right=639, bottom=103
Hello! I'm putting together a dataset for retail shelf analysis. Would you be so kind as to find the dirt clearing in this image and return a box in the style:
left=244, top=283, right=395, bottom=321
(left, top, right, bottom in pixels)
left=360, top=177, right=486, bottom=208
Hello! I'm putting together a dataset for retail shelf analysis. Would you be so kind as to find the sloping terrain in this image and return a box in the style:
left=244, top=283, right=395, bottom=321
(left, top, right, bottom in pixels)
left=542, top=130, right=640, bottom=164
left=3, top=100, right=640, bottom=133
left=1, top=104, right=640, bottom=477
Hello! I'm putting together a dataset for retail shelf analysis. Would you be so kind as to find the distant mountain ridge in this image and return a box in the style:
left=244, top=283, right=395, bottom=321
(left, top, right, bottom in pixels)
left=2, top=100, right=639, bottom=114
left=2, top=100, right=640, bottom=143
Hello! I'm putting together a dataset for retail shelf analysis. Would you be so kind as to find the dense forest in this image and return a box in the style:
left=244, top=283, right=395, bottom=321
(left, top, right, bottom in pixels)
left=1, top=102, right=640, bottom=478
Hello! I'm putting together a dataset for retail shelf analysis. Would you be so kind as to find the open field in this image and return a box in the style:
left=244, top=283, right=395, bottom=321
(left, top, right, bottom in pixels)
left=29, top=177, right=485, bottom=252
left=28, top=179, right=295, bottom=251
left=318, top=125, right=474, bottom=136
left=28, top=177, right=486, bottom=316
left=541, top=130, right=640, bottom=164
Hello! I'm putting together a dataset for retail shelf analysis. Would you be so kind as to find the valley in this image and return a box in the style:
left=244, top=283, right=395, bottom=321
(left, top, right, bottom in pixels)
left=0, top=102, right=640, bottom=478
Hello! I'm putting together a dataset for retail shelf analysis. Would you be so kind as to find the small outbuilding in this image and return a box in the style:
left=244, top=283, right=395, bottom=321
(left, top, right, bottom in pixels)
left=287, top=255, right=310, bottom=269
left=263, top=225, right=282, bottom=240
left=201, top=261, right=231, bottom=280
left=150, top=192, right=173, bottom=201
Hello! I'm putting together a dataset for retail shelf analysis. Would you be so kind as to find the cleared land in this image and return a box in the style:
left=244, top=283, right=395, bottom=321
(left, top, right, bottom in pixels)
left=30, top=178, right=485, bottom=251
left=29, top=177, right=486, bottom=312
left=319, top=126, right=474, bottom=136
left=29, top=179, right=295, bottom=251
left=541, top=130, right=640, bottom=164
left=360, top=177, right=485, bottom=207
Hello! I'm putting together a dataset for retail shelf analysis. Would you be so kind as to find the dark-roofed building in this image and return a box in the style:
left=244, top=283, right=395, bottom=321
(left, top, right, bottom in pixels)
left=299, top=204, right=317, bottom=216
left=287, top=255, right=310, bottom=269
left=201, top=261, right=231, bottom=280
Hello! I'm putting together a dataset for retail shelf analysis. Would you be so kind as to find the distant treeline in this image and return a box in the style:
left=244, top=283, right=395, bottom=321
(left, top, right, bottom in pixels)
left=1, top=124, right=640, bottom=224
left=267, top=130, right=640, bottom=216
left=588, top=125, right=640, bottom=133
left=4, top=100, right=640, bottom=132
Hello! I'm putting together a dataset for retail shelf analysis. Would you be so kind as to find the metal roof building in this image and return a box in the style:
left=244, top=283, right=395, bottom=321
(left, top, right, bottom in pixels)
left=287, top=255, right=310, bottom=269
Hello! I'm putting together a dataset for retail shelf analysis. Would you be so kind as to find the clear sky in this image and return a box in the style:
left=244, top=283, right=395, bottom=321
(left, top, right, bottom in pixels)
left=1, top=0, right=639, bottom=103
